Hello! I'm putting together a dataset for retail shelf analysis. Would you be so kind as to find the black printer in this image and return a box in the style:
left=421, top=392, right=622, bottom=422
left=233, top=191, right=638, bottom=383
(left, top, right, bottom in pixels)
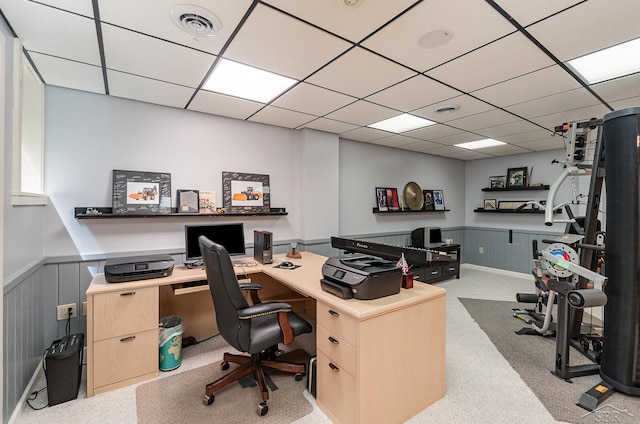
left=320, top=256, right=402, bottom=300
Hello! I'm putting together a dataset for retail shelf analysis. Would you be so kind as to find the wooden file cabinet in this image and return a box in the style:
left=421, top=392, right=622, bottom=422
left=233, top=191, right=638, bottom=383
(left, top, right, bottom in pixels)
left=88, top=286, right=159, bottom=396
left=315, top=291, right=446, bottom=424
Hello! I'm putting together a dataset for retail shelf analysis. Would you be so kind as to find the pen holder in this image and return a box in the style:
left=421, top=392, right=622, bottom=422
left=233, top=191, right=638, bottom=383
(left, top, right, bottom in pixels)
left=402, top=272, right=413, bottom=289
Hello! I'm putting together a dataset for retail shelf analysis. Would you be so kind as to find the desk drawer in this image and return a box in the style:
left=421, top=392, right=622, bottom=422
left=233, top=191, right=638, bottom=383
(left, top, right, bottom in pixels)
left=442, top=262, right=459, bottom=277
left=317, top=302, right=357, bottom=346
left=317, top=351, right=357, bottom=424
left=317, top=325, right=356, bottom=376
left=93, top=329, right=158, bottom=388
left=94, top=287, right=159, bottom=340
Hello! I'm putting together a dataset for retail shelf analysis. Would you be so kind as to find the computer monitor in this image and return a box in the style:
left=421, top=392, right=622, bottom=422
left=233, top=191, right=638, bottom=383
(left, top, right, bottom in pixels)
left=185, top=223, right=246, bottom=261
left=410, top=227, right=442, bottom=248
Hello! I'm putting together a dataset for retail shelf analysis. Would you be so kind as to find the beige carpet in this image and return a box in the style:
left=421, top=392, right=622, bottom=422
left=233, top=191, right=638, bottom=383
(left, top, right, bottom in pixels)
left=136, top=360, right=313, bottom=424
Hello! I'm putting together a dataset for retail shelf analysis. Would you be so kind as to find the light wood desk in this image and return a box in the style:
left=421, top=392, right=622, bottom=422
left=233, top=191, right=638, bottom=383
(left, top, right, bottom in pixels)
left=86, top=252, right=446, bottom=423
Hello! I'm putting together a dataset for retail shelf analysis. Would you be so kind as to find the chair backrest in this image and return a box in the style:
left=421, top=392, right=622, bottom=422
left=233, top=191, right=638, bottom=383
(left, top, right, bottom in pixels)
left=199, top=236, right=250, bottom=351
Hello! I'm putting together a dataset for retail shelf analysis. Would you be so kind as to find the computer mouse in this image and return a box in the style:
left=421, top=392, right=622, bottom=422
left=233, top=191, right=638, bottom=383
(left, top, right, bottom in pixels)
left=280, top=261, right=295, bottom=268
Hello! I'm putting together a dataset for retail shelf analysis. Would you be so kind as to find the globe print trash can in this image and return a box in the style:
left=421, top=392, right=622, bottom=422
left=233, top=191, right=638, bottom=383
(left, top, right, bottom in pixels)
left=159, top=316, right=183, bottom=371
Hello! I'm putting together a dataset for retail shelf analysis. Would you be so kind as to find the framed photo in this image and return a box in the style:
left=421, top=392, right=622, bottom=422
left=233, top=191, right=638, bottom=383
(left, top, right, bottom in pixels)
left=489, top=175, right=506, bottom=189
left=386, top=188, right=400, bottom=211
left=177, top=190, right=199, bottom=213
left=375, top=187, right=389, bottom=211
left=498, top=200, right=533, bottom=210
left=199, top=191, right=216, bottom=214
left=433, top=189, right=445, bottom=210
left=507, top=167, right=527, bottom=188
left=483, top=199, right=497, bottom=210
left=423, top=189, right=435, bottom=211
left=112, top=170, right=171, bottom=215
left=222, top=172, right=270, bottom=214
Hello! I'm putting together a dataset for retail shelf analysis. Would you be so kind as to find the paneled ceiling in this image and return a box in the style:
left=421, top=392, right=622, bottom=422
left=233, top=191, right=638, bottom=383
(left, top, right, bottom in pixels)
left=2, top=0, right=640, bottom=160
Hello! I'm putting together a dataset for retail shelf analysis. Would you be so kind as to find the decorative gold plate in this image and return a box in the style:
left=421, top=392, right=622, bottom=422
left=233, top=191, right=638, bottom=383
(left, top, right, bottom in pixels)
left=403, top=181, right=424, bottom=211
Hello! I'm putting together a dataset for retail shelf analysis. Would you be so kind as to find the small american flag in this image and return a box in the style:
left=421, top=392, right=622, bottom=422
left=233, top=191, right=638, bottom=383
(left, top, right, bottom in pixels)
left=396, top=253, right=410, bottom=275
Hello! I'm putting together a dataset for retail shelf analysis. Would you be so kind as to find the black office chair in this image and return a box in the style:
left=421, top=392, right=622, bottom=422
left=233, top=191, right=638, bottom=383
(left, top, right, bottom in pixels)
left=198, top=236, right=312, bottom=416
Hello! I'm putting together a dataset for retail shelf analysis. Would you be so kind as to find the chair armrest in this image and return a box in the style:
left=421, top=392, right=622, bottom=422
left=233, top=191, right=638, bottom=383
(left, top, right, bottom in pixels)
left=238, top=302, right=295, bottom=344
left=239, top=282, right=263, bottom=304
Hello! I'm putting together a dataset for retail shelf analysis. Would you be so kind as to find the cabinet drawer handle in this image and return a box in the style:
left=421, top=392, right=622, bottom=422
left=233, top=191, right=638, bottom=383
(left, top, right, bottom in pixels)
left=120, top=291, right=136, bottom=296
left=328, top=363, right=340, bottom=372
left=328, top=309, right=340, bottom=317
left=448, top=267, right=455, bottom=271
left=328, top=336, right=339, bottom=345
left=120, top=336, right=136, bottom=342
left=431, top=271, right=438, bottom=275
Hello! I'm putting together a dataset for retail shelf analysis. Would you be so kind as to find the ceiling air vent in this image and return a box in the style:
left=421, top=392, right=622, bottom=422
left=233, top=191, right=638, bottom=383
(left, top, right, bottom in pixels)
left=169, top=5, right=222, bottom=37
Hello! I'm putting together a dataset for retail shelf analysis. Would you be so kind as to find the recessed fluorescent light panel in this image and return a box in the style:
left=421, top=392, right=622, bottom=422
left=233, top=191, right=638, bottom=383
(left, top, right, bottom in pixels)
left=367, top=114, right=436, bottom=133
left=203, top=59, right=297, bottom=103
left=568, top=37, right=640, bottom=84
left=454, top=139, right=506, bottom=149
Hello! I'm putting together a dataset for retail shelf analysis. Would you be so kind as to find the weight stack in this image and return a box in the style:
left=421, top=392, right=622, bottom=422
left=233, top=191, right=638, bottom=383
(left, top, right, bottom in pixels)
left=601, top=107, right=640, bottom=396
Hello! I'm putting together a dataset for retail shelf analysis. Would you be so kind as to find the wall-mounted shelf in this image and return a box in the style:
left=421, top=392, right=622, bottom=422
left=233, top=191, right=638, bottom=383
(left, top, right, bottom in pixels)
left=474, top=208, right=560, bottom=214
left=482, top=185, right=549, bottom=192
left=372, top=207, right=450, bottom=214
left=74, top=207, right=287, bottom=219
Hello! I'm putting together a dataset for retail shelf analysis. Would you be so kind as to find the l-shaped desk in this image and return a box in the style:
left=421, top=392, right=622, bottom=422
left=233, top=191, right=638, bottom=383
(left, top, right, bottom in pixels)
left=86, top=252, right=446, bottom=424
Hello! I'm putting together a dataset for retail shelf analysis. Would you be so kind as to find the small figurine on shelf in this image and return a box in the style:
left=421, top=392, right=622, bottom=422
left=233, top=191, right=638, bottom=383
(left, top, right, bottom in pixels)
left=286, top=242, right=302, bottom=259
left=397, top=253, right=413, bottom=289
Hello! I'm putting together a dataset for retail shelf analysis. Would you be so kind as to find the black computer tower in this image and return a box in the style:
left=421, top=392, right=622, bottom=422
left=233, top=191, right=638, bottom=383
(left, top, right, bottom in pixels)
left=44, top=333, right=84, bottom=406
left=254, top=230, right=273, bottom=264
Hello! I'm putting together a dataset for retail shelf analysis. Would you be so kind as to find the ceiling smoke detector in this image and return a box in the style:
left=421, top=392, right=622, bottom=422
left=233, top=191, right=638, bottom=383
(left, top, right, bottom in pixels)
left=433, top=104, right=460, bottom=114
left=169, top=5, right=222, bottom=37
left=418, top=29, right=453, bottom=49
left=340, top=0, right=364, bottom=8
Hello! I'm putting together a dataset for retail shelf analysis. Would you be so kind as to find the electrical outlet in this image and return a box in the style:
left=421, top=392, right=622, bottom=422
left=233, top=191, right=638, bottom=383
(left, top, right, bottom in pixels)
left=478, top=247, right=484, bottom=254
left=56, top=303, right=77, bottom=321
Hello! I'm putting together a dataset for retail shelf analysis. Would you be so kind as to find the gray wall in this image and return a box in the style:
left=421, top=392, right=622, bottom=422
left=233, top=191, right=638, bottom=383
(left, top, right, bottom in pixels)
left=3, top=85, right=580, bottom=422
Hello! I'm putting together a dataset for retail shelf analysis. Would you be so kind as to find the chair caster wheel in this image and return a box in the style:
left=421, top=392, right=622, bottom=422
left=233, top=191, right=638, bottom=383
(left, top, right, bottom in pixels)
left=204, top=394, right=215, bottom=406
left=294, top=373, right=304, bottom=381
left=221, top=361, right=229, bottom=370
left=257, top=402, right=269, bottom=416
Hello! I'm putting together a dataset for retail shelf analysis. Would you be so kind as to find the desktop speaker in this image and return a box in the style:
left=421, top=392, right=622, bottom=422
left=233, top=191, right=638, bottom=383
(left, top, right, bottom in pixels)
left=254, top=230, right=273, bottom=264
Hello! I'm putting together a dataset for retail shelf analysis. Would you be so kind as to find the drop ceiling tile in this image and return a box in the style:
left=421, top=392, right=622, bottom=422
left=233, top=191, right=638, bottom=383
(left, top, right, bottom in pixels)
left=446, top=109, right=520, bottom=132
left=263, top=0, right=417, bottom=42
left=527, top=0, right=640, bottom=61
left=272, top=83, right=356, bottom=117
left=426, top=32, right=554, bottom=93
left=505, top=88, right=599, bottom=120
left=591, top=73, right=640, bottom=104
left=372, top=135, right=425, bottom=148
left=340, top=127, right=390, bottom=143
left=399, top=140, right=449, bottom=153
left=107, top=70, right=196, bottom=108
left=188, top=90, right=265, bottom=120
left=493, top=0, right=584, bottom=26
left=514, top=138, right=565, bottom=151
left=1, top=0, right=100, bottom=65
left=102, top=25, right=215, bottom=88
left=306, top=47, right=416, bottom=99
left=422, top=145, right=491, bottom=160
left=430, top=132, right=486, bottom=147
left=36, top=0, right=94, bottom=16
left=476, top=120, right=545, bottom=139
left=223, top=3, right=352, bottom=80
left=248, top=105, right=317, bottom=129
left=365, top=75, right=460, bottom=112
left=404, top=124, right=464, bottom=140
left=298, top=118, right=359, bottom=134
left=30, top=53, right=104, bottom=94
left=99, top=0, right=252, bottom=56
left=361, top=0, right=515, bottom=72
left=480, top=144, right=533, bottom=156
left=472, top=65, right=582, bottom=108
left=324, top=100, right=398, bottom=127
left=502, top=129, right=555, bottom=145
left=532, top=104, right=612, bottom=130
left=610, top=96, right=640, bottom=112
left=411, top=95, right=494, bottom=123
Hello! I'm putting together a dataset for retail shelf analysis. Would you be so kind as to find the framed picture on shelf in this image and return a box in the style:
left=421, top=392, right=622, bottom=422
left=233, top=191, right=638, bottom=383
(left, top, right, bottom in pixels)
left=375, top=187, right=389, bottom=211
left=483, top=199, right=497, bottom=210
left=489, top=175, right=506, bottom=189
left=176, top=189, right=199, bottom=213
left=222, top=172, right=270, bottom=214
left=112, top=170, right=171, bottom=215
left=423, top=189, right=435, bottom=211
left=433, top=189, right=445, bottom=210
left=506, top=167, right=527, bottom=188
left=386, top=188, right=400, bottom=211
left=199, top=191, right=216, bottom=214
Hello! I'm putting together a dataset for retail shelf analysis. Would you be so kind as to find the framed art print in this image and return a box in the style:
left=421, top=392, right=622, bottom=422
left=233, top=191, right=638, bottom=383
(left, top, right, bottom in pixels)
left=177, top=189, right=199, bottom=213
left=423, top=189, right=435, bottom=211
left=222, top=172, right=270, bottom=213
left=112, top=170, right=171, bottom=215
left=375, top=187, right=389, bottom=211
left=507, top=167, right=527, bottom=188
left=489, top=175, right=506, bottom=189
left=433, top=189, right=445, bottom=210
